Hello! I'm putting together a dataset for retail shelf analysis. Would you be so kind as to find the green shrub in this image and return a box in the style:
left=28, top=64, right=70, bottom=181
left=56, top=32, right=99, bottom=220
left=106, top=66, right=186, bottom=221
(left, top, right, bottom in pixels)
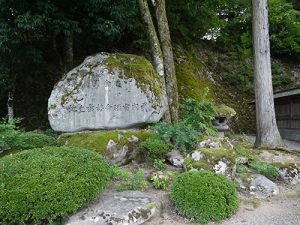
left=171, top=171, right=239, bottom=223
left=0, top=119, right=57, bottom=156
left=0, top=131, right=57, bottom=154
left=151, top=171, right=178, bottom=190
left=0, top=146, right=110, bottom=224
left=153, top=159, right=167, bottom=170
left=116, top=169, right=148, bottom=192
left=152, top=96, right=217, bottom=153
left=139, top=136, right=172, bottom=162
left=248, top=161, right=279, bottom=179
left=110, top=165, right=132, bottom=181
left=181, top=96, right=217, bottom=135
left=152, top=121, right=199, bottom=153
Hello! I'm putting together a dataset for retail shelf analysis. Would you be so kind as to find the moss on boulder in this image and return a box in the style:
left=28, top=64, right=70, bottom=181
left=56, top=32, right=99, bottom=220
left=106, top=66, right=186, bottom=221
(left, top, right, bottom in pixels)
left=48, top=52, right=167, bottom=132
left=174, top=48, right=214, bottom=103
left=104, top=53, right=165, bottom=104
left=58, top=130, right=154, bottom=165
left=184, top=148, right=236, bottom=179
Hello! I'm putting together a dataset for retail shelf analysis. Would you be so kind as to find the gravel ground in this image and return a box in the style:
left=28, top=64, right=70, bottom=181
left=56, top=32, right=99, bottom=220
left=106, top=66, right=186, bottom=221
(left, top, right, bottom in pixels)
left=145, top=183, right=300, bottom=225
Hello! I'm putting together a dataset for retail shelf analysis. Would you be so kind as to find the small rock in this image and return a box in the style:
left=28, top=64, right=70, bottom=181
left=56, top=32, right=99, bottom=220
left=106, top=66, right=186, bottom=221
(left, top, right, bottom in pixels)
left=250, top=174, right=279, bottom=198
left=279, top=164, right=300, bottom=185
left=198, top=139, right=221, bottom=149
left=66, top=190, right=162, bottom=225
left=166, top=150, right=184, bottom=168
left=107, top=140, right=117, bottom=152
left=213, top=161, right=228, bottom=175
left=236, top=157, right=248, bottom=164
left=106, top=140, right=129, bottom=165
left=118, top=133, right=124, bottom=140
left=127, top=135, right=139, bottom=143
left=191, top=151, right=204, bottom=161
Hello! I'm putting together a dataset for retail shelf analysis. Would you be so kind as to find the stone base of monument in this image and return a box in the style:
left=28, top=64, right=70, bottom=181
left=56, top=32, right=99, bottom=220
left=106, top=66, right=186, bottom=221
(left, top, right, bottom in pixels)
left=58, top=130, right=154, bottom=166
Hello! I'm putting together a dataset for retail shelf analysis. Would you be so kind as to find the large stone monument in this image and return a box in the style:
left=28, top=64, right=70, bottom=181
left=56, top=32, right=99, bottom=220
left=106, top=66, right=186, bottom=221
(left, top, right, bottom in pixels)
left=48, top=53, right=167, bottom=132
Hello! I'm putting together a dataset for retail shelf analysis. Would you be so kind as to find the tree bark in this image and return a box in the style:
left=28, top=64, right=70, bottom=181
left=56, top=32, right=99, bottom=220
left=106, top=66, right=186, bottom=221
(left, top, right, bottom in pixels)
left=153, top=0, right=179, bottom=123
left=53, top=34, right=64, bottom=73
left=137, top=0, right=171, bottom=122
left=252, top=0, right=283, bottom=148
left=7, top=91, right=14, bottom=124
left=64, top=32, right=74, bottom=72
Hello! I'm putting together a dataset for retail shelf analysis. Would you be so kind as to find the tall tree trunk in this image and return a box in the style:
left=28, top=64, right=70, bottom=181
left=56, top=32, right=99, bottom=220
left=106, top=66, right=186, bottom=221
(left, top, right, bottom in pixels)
left=64, top=32, right=74, bottom=72
left=252, top=0, right=283, bottom=148
left=153, top=0, right=179, bottom=123
left=7, top=91, right=14, bottom=124
left=53, top=34, right=64, bottom=73
left=137, top=0, right=171, bottom=122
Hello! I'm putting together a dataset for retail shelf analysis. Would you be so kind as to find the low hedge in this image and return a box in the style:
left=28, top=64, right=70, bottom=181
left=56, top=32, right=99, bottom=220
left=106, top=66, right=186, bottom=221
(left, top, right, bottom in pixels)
left=0, top=130, right=57, bottom=155
left=0, top=146, right=110, bottom=224
left=171, top=171, right=239, bottom=224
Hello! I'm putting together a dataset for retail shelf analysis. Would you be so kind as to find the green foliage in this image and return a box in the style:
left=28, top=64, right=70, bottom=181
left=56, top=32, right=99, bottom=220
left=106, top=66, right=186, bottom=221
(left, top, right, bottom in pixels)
left=152, top=121, right=200, bottom=153
left=43, top=129, right=59, bottom=139
left=181, top=96, right=217, bottom=135
left=167, top=0, right=226, bottom=42
left=248, top=161, right=280, bottom=179
left=0, top=146, right=110, bottom=224
left=236, top=164, right=247, bottom=173
left=116, top=169, right=148, bottom=192
left=139, top=136, right=172, bottom=163
left=110, top=165, right=133, bottom=181
left=219, top=0, right=300, bottom=57
left=269, top=0, right=300, bottom=55
left=152, top=96, right=217, bottom=153
left=153, top=159, right=167, bottom=170
left=171, top=171, right=239, bottom=223
left=271, top=60, right=295, bottom=88
left=151, top=171, right=178, bottom=190
left=0, top=119, right=57, bottom=155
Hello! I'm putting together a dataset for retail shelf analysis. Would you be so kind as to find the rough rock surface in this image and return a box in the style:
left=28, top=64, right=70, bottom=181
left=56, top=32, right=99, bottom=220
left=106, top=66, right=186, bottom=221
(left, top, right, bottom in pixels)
left=278, top=164, right=300, bottom=185
left=66, top=190, right=162, bottom=225
left=166, top=150, right=184, bottom=168
left=106, top=135, right=140, bottom=165
left=249, top=174, right=279, bottom=198
left=259, top=150, right=300, bottom=185
left=58, top=130, right=153, bottom=166
left=236, top=173, right=279, bottom=198
left=48, top=53, right=167, bottom=132
left=184, top=148, right=236, bottom=179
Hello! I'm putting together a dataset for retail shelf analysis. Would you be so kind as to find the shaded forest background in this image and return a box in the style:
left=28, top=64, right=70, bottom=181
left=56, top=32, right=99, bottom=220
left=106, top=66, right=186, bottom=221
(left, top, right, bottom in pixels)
left=0, top=0, right=299, bottom=130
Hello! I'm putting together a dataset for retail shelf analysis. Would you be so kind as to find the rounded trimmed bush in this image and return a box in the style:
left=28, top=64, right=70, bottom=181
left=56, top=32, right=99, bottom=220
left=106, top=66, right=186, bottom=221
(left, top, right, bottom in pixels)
left=0, top=146, right=110, bottom=224
left=139, top=135, right=172, bottom=162
left=171, top=171, right=239, bottom=223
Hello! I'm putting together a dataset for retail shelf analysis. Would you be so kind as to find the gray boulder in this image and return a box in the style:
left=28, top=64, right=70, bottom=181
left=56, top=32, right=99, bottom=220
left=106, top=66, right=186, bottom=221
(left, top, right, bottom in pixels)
left=66, top=190, right=162, bottom=225
left=250, top=174, right=279, bottom=198
left=48, top=53, right=167, bottom=132
left=166, top=150, right=184, bottom=168
left=236, top=174, right=279, bottom=198
left=106, top=135, right=140, bottom=166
